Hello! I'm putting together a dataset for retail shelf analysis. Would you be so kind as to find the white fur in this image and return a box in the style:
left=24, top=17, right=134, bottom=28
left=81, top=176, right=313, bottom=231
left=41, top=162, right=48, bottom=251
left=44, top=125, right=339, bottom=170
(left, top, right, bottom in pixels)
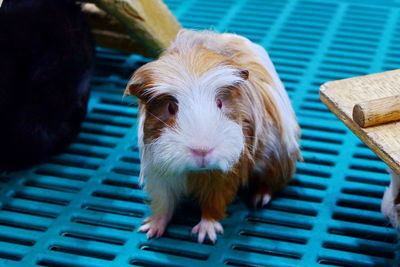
left=248, top=42, right=299, bottom=156
left=381, top=171, right=400, bottom=230
left=137, top=61, right=246, bottom=182
left=140, top=63, right=246, bottom=177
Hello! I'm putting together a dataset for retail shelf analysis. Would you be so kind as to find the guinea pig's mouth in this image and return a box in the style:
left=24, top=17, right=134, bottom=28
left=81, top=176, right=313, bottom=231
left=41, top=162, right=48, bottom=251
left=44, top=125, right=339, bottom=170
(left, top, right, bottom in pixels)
left=187, top=163, right=221, bottom=172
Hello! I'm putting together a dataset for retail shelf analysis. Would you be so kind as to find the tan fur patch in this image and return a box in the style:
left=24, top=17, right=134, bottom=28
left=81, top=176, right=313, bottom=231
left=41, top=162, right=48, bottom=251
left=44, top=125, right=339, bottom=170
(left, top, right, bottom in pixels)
left=187, top=157, right=250, bottom=220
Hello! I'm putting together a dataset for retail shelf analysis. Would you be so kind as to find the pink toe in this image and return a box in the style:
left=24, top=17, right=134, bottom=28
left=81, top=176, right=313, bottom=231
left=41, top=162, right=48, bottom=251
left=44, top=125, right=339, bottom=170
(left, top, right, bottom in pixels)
left=138, top=224, right=149, bottom=232
left=198, top=231, right=206, bottom=243
left=262, top=194, right=271, bottom=206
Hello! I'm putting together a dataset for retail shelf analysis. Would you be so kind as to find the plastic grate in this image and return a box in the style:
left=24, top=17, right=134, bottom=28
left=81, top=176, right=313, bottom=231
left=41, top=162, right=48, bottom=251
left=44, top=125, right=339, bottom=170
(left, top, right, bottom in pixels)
left=0, top=0, right=399, bottom=266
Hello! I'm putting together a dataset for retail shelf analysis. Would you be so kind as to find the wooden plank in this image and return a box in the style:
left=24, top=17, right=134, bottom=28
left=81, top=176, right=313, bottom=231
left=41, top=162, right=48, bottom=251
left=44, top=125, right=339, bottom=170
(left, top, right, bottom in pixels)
left=91, top=29, right=154, bottom=57
left=82, top=2, right=175, bottom=57
left=82, top=3, right=127, bottom=34
left=320, top=69, right=400, bottom=175
left=86, top=0, right=182, bottom=58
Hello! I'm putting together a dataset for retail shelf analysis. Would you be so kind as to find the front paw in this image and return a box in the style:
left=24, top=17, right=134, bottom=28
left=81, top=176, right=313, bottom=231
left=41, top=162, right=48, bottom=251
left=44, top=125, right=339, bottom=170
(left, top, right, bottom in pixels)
left=138, top=216, right=169, bottom=239
left=191, top=218, right=224, bottom=243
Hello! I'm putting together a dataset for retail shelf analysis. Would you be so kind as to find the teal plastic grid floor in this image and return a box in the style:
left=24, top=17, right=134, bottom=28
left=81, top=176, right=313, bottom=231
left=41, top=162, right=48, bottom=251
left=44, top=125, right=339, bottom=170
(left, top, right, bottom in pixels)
left=0, top=0, right=399, bottom=266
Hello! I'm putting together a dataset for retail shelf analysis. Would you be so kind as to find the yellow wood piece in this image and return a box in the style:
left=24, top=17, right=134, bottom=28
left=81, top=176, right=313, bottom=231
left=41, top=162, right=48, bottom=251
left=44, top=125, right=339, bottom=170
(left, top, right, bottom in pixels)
left=91, top=0, right=181, bottom=58
left=82, top=3, right=154, bottom=56
left=82, top=3, right=127, bottom=34
left=320, top=69, right=400, bottom=175
left=91, top=29, right=154, bottom=57
left=353, top=95, right=400, bottom=128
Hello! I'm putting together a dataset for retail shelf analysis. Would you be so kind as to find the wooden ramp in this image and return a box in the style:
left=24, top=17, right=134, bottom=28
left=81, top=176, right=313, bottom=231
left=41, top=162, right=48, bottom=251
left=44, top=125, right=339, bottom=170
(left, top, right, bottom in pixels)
left=320, top=69, right=400, bottom=175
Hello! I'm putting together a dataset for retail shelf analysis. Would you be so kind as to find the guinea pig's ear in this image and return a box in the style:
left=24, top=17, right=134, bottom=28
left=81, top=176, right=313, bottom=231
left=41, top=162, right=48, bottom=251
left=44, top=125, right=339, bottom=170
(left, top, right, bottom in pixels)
left=124, top=69, right=151, bottom=102
left=124, top=78, right=145, bottom=100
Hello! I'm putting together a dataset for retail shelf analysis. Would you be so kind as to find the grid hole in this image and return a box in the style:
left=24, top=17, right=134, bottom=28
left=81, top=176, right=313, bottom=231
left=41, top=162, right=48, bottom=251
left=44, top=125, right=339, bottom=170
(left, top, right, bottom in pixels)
left=140, top=244, right=208, bottom=260
left=224, top=260, right=262, bottom=267
left=102, top=178, right=140, bottom=190
left=130, top=259, right=175, bottom=267
left=0, top=251, right=22, bottom=261
left=13, top=192, right=69, bottom=206
left=341, top=188, right=382, bottom=199
left=81, top=203, right=144, bottom=218
left=2, top=205, right=57, bottom=219
left=336, top=199, right=380, bottom=212
left=37, top=259, right=87, bottom=267
left=92, top=108, right=134, bottom=118
left=350, top=164, right=388, bottom=174
left=323, top=241, right=394, bottom=259
left=60, top=231, right=125, bottom=246
left=239, top=230, right=307, bottom=244
left=24, top=180, right=80, bottom=194
left=318, top=258, right=365, bottom=267
left=328, top=227, right=397, bottom=244
left=232, top=245, right=301, bottom=260
left=35, top=169, right=89, bottom=182
left=92, top=190, right=144, bottom=204
left=0, top=234, right=35, bottom=246
left=71, top=217, right=135, bottom=231
left=47, top=158, right=99, bottom=170
left=297, top=168, right=331, bottom=178
left=346, top=176, right=389, bottom=186
left=49, top=245, right=116, bottom=260
left=120, top=156, right=141, bottom=164
left=332, top=212, right=387, bottom=227
left=66, top=146, right=108, bottom=159
left=0, top=220, right=46, bottom=232
left=112, top=168, right=140, bottom=176
left=302, top=146, right=339, bottom=155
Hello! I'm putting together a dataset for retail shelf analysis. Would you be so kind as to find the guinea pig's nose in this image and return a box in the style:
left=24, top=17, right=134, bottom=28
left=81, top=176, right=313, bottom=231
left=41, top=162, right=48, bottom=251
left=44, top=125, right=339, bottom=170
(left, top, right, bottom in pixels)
left=190, top=148, right=214, bottom=158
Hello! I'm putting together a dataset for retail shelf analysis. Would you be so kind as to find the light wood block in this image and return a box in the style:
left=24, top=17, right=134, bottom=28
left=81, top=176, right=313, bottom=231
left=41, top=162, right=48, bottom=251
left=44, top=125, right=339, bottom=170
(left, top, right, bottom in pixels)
left=82, top=0, right=181, bottom=58
left=320, top=69, right=400, bottom=175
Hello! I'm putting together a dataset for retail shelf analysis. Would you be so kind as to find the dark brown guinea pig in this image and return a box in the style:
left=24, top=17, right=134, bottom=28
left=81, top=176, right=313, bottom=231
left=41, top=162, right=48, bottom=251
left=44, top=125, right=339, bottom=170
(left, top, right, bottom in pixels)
left=0, top=0, right=94, bottom=170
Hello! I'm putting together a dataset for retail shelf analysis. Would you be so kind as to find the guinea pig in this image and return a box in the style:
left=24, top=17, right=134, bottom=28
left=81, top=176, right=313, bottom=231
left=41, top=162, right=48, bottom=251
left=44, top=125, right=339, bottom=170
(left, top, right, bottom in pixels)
left=381, top=171, right=400, bottom=230
left=125, top=29, right=301, bottom=243
left=0, top=0, right=94, bottom=170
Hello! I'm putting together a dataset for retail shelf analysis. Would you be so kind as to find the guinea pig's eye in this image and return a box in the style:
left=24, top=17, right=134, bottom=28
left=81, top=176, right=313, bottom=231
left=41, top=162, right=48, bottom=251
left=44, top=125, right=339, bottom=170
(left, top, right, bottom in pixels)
left=216, top=98, right=223, bottom=109
left=168, top=102, right=178, bottom=115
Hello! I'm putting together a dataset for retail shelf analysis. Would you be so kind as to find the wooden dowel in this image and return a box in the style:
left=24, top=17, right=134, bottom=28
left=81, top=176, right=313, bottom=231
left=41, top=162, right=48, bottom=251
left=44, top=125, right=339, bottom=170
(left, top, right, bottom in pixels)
left=353, top=95, right=400, bottom=128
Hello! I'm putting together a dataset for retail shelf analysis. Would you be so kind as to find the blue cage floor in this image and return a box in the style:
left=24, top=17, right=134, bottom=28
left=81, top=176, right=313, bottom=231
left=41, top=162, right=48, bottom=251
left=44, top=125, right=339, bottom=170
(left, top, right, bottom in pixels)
left=1, top=0, right=400, bottom=266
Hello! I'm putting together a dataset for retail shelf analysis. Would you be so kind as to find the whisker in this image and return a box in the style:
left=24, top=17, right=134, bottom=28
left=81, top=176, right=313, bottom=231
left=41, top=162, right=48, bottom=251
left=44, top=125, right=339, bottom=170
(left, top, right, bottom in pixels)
left=244, top=143, right=257, bottom=151
left=147, top=111, right=173, bottom=130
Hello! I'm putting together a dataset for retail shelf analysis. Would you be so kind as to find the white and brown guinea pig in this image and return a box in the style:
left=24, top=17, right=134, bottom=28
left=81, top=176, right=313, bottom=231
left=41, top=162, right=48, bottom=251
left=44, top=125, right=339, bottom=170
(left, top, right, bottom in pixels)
left=125, top=29, right=301, bottom=243
left=381, top=171, right=400, bottom=231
